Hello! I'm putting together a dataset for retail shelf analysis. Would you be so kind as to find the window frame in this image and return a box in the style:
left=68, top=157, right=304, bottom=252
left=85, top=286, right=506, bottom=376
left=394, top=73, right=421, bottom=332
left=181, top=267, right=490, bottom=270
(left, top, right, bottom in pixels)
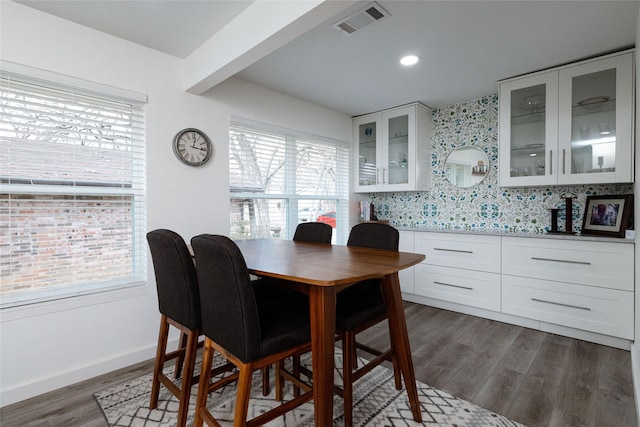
left=229, top=118, right=350, bottom=244
left=0, top=61, right=148, bottom=309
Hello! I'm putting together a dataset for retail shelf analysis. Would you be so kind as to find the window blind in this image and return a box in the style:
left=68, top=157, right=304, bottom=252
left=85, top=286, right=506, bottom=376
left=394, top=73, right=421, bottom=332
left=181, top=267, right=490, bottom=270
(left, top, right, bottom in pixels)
left=229, top=120, right=349, bottom=243
left=0, top=68, right=146, bottom=307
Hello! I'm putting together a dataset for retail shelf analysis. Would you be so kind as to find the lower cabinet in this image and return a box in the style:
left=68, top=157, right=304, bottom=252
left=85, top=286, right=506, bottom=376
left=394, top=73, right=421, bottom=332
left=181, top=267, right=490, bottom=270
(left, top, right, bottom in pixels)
left=412, top=232, right=501, bottom=312
left=502, top=275, right=634, bottom=339
left=404, top=230, right=635, bottom=346
left=398, top=230, right=415, bottom=293
left=501, top=237, right=634, bottom=340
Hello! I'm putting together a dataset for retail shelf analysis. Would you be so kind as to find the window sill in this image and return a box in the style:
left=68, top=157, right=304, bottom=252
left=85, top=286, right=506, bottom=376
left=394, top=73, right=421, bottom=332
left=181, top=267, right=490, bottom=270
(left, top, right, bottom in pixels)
left=0, top=284, right=149, bottom=323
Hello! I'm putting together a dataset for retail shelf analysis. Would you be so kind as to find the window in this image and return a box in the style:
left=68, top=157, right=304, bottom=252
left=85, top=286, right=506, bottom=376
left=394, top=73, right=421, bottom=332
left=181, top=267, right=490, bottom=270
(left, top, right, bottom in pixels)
left=0, top=65, right=146, bottom=308
left=229, top=120, right=349, bottom=243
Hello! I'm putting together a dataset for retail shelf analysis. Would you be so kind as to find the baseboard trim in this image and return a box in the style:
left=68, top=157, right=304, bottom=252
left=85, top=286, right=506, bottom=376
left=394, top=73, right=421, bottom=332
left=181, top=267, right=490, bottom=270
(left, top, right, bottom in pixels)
left=1, top=337, right=178, bottom=408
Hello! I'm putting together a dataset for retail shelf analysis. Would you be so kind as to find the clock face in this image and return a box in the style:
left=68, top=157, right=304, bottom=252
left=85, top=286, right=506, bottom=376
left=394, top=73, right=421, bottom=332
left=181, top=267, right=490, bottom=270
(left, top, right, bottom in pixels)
left=173, top=128, right=212, bottom=166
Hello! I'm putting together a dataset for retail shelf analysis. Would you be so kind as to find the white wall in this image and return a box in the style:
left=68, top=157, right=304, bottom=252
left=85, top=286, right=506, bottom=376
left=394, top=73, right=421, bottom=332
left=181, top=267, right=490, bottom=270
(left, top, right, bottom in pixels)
left=0, top=1, right=351, bottom=406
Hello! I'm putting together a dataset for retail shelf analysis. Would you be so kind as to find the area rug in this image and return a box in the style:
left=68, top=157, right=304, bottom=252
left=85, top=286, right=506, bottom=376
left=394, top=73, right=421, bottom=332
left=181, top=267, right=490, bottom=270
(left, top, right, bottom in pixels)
left=95, top=349, right=525, bottom=426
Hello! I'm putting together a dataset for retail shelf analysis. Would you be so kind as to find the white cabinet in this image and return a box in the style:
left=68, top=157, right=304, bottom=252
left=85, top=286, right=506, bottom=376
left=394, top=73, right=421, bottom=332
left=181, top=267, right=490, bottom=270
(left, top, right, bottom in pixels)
left=413, top=232, right=501, bottom=311
left=499, top=50, right=634, bottom=187
left=398, top=230, right=415, bottom=293
left=353, top=103, right=431, bottom=192
left=404, top=230, right=635, bottom=346
left=501, top=237, right=634, bottom=339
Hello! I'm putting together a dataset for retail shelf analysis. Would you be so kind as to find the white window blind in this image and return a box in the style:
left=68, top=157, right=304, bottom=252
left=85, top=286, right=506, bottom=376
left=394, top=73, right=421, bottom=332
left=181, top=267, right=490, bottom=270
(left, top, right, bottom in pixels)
left=229, top=120, right=349, bottom=243
left=0, top=67, right=146, bottom=308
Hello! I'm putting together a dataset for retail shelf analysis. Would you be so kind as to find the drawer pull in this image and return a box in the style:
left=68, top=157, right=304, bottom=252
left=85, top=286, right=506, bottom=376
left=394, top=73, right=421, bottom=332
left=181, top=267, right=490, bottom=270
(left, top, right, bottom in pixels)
left=531, top=256, right=591, bottom=265
left=531, top=298, right=591, bottom=311
left=434, top=281, right=473, bottom=291
left=434, top=248, right=473, bottom=254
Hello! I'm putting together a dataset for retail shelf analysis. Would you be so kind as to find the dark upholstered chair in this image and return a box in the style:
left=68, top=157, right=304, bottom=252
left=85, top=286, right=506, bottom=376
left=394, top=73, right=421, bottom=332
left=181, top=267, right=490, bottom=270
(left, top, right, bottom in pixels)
left=191, top=234, right=313, bottom=427
left=146, top=229, right=204, bottom=427
left=336, top=222, right=402, bottom=427
left=293, top=221, right=333, bottom=243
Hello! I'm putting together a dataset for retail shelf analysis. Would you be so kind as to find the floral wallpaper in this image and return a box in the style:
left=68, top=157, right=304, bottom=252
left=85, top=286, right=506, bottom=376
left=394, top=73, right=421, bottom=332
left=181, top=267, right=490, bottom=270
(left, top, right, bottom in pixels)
left=370, top=94, right=633, bottom=234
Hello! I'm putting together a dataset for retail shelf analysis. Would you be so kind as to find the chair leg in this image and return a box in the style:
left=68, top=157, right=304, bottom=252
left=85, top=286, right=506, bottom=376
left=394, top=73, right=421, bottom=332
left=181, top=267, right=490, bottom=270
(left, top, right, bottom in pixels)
left=233, top=362, right=255, bottom=427
left=174, top=331, right=188, bottom=379
left=193, top=339, right=215, bottom=427
left=388, top=326, right=402, bottom=390
left=391, top=354, right=402, bottom=390
left=262, top=365, right=270, bottom=396
left=292, top=354, right=301, bottom=397
left=275, top=360, right=284, bottom=401
left=342, top=331, right=356, bottom=427
left=150, top=315, right=170, bottom=409
left=176, top=329, right=199, bottom=427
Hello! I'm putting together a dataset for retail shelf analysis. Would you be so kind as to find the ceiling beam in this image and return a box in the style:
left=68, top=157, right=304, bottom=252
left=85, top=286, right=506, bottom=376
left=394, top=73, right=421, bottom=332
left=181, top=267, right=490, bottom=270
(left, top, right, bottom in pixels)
left=183, top=0, right=357, bottom=95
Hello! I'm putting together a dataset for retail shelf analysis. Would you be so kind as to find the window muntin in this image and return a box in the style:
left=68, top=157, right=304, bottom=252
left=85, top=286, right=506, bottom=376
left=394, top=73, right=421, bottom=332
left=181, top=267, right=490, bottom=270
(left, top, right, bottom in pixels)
left=0, top=69, right=146, bottom=308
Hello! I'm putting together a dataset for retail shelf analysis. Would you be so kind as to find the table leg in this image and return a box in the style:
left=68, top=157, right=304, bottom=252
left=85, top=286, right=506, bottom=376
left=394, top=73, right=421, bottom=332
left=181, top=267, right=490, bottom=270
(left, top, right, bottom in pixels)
left=309, top=286, right=336, bottom=427
left=380, top=272, right=422, bottom=422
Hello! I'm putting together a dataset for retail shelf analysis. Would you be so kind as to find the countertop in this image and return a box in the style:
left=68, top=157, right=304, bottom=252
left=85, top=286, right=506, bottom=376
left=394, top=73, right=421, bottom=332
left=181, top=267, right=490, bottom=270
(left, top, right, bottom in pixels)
left=395, top=227, right=635, bottom=244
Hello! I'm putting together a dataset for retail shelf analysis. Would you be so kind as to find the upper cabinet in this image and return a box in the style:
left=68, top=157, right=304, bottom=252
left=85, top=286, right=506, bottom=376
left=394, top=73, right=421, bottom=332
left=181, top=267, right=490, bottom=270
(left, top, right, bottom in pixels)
left=499, top=50, right=634, bottom=187
left=354, top=102, right=432, bottom=192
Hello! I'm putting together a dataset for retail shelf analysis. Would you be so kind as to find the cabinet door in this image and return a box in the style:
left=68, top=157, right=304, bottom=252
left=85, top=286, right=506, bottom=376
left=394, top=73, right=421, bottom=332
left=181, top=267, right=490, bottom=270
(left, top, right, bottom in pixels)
left=499, top=71, right=559, bottom=187
left=557, top=53, right=634, bottom=185
left=398, top=230, right=414, bottom=293
left=381, top=106, right=416, bottom=191
left=353, top=114, right=382, bottom=192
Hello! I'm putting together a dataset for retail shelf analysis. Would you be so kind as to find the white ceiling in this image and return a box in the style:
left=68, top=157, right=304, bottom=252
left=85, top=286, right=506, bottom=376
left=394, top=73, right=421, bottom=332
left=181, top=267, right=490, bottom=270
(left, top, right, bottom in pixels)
left=15, top=1, right=639, bottom=116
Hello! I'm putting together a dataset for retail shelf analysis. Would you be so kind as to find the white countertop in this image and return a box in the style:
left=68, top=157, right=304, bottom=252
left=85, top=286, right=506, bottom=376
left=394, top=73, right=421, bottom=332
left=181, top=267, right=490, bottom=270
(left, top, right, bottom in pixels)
left=395, top=227, right=635, bottom=244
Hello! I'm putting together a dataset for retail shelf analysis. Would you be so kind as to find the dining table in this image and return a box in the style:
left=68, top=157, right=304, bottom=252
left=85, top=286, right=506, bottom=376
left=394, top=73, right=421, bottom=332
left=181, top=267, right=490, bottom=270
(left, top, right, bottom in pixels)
left=233, top=238, right=426, bottom=427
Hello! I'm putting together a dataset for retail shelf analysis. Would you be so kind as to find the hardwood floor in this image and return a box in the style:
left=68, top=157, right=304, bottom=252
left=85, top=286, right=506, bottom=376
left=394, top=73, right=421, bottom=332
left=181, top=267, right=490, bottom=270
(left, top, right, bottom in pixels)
left=1, top=302, right=636, bottom=426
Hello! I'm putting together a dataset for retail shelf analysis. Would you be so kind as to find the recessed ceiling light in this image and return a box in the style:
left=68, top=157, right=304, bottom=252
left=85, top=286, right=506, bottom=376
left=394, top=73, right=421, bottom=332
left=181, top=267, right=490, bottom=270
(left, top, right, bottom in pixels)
left=400, top=55, right=419, bottom=66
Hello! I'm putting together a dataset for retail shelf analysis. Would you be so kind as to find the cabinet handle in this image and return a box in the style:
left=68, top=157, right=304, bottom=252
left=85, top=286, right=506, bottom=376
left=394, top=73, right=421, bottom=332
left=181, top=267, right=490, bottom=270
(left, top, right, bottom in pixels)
left=531, top=256, right=591, bottom=265
left=434, top=248, right=473, bottom=254
left=531, top=298, right=591, bottom=311
left=382, top=167, right=387, bottom=184
left=549, top=150, right=553, bottom=175
left=562, top=149, right=566, bottom=174
left=434, top=281, right=473, bottom=291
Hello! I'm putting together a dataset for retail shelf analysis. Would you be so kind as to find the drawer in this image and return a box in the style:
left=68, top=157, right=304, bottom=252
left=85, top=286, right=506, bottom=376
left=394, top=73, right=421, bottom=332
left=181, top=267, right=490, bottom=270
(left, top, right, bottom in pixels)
left=414, top=232, right=501, bottom=273
left=415, top=264, right=501, bottom=312
left=502, top=275, right=634, bottom=339
left=502, top=237, right=634, bottom=291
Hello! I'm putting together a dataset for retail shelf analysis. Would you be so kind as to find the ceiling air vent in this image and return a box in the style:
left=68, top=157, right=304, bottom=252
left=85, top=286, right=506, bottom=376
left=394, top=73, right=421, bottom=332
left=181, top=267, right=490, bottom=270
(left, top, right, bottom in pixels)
left=332, top=2, right=390, bottom=35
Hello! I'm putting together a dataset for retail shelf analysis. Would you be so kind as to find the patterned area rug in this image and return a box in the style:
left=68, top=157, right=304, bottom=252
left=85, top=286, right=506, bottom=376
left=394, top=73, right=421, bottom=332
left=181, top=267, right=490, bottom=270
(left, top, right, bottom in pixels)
left=95, top=349, right=525, bottom=426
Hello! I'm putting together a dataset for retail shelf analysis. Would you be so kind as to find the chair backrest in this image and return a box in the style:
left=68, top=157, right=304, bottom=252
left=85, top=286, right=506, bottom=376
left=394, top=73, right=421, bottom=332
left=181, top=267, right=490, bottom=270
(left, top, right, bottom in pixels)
left=293, top=222, right=333, bottom=243
left=347, top=223, right=399, bottom=251
left=190, top=234, right=262, bottom=363
left=146, top=229, right=201, bottom=330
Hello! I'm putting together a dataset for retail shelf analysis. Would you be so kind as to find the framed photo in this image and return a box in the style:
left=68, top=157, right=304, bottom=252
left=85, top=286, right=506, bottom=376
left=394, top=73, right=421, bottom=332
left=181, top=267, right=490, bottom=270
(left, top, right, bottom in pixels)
left=581, top=195, right=633, bottom=238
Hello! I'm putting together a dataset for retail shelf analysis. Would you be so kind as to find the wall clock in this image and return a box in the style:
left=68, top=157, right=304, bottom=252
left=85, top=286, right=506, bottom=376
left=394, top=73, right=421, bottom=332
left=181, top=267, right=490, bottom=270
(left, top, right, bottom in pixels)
left=172, top=128, right=212, bottom=166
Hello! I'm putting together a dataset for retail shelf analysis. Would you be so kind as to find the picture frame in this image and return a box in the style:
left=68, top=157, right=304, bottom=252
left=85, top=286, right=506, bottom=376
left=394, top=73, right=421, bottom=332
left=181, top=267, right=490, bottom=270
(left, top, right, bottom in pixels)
left=581, top=194, right=633, bottom=238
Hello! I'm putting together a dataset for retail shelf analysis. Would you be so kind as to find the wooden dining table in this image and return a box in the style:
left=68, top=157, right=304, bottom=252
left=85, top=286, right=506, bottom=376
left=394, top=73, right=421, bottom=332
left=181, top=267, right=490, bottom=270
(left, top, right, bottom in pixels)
left=233, top=238, right=426, bottom=427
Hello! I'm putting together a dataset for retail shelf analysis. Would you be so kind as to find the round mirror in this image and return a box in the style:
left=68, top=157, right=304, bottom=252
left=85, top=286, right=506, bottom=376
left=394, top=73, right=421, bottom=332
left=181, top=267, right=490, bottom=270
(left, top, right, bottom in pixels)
left=444, top=146, right=489, bottom=188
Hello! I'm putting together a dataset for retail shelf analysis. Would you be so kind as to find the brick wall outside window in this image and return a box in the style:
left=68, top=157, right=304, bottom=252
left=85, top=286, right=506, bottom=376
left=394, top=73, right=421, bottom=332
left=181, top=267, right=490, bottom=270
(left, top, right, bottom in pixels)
left=0, top=194, right=134, bottom=296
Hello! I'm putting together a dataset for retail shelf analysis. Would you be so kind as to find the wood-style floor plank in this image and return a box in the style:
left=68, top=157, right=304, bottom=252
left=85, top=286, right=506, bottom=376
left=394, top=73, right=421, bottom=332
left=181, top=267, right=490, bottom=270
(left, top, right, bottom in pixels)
left=0, top=302, right=636, bottom=427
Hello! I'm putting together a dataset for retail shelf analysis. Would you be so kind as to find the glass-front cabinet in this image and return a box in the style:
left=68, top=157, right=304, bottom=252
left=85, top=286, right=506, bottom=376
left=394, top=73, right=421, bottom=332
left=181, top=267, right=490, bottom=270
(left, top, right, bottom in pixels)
left=354, top=103, right=431, bottom=192
left=499, top=50, right=634, bottom=187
